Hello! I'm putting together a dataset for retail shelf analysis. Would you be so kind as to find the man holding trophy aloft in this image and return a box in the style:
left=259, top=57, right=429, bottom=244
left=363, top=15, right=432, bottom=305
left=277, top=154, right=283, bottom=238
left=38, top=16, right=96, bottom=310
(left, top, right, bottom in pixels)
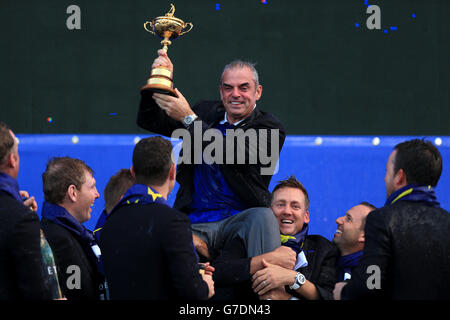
left=136, top=4, right=286, bottom=299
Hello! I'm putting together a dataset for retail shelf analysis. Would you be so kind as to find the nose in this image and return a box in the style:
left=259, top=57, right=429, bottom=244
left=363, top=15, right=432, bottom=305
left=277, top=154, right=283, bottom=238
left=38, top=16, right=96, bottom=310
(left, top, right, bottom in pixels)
left=281, top=205, right=294, bottom=216
left=231, top=87, right=240, bottom=98
left=336, top=216, right=344, bottom=225
left=94, top=187, right=100, bottom=199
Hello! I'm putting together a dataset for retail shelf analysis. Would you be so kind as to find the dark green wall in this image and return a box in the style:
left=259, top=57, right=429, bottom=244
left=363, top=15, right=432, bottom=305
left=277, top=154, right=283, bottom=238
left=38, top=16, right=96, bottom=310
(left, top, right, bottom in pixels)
left=1, top=0, right=448, bottom=134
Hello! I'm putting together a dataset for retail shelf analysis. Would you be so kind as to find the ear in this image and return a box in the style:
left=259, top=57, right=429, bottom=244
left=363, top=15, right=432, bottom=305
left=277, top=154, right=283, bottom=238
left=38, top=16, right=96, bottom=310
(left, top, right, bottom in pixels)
left=67, top=184, right=78, bottom=203
left=5, top=152, right=17, bottom=168
left=255, top=84, right=263, bottom=101
left=394, top=168, right=407, bottom=189
left=130, top=165, right=136, bottom=179
left=304, top=210, right=310, bottom=224
left=168, top=163, right=176, bottom=182
left=358, top=231, right=365, bottom=244
left=218, top=85, right=224, bottom=100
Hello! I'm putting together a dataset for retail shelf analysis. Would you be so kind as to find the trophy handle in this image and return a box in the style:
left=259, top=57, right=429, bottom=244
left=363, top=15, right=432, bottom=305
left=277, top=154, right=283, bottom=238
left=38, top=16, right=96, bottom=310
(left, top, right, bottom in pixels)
left=144, top=21, right=155, bottom=35
left=180, top=22, right=193, bottom=36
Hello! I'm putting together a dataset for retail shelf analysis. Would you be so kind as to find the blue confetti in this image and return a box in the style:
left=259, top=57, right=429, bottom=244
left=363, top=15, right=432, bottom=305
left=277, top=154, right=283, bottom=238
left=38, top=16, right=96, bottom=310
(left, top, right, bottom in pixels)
left=384, top=29, right=388, bottom=34
left=412, top=13, right=416, bottom=18
left=216, top=3, right=220, bottom=10
left=355, top=22, right=360, bottom=28
left=390, top=26, right=397, bottom=31
left=109, top=112, right=117, bottom=116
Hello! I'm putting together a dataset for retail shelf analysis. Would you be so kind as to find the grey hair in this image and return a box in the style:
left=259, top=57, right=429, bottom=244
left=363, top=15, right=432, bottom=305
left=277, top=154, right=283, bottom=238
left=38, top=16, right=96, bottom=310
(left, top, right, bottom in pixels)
left=220, top=60, right=260, bottom=86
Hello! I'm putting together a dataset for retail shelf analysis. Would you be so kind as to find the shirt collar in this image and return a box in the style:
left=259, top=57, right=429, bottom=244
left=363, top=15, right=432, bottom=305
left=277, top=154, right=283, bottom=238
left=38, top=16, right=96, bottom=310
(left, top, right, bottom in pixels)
left=220, top=104, right=256, bottom=126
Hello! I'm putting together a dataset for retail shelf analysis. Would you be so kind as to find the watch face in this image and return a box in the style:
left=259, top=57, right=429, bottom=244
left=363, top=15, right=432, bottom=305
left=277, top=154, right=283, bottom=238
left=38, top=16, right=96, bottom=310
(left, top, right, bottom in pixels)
left=184, top=116, right=193, bottom=125
left=297, top=273, right=306, bottom=285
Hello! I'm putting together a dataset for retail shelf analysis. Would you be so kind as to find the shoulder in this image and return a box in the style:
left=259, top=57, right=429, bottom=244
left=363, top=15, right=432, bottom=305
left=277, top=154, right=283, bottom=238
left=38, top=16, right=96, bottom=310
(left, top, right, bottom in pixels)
left=0, top=193, right=33, bottom=219
left=109, top=202, right=188, bottom=224
left=305, top=234, right=336, bottom=250
left=371, top=201, right=450, bottom=233
left=0, top=194, right=39, bottom=230
left=41, top=218, right=76, bottom=244
left=305, top=235, right=339, bottom=255
left=254, top=108, right=285, bottom=129
left=192, top=101, right=224, bottom=120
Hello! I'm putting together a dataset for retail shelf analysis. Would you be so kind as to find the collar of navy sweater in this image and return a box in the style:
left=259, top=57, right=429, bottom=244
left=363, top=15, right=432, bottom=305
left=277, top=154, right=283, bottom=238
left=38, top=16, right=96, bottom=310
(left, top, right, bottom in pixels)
left=385, top=184, right=440, bottom=208
left=0, top=172, right=22, bottom=203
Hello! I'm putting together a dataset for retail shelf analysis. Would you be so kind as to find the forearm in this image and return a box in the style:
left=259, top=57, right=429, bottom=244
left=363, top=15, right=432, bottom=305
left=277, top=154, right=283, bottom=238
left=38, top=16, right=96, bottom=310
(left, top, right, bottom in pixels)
left=294, top=280, right=320, bottom=300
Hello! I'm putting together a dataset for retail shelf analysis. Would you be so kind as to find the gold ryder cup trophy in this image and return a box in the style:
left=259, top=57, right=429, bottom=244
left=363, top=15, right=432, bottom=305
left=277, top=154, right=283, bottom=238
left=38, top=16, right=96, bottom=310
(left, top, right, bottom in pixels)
left=141, top=4, right=193, bottom=96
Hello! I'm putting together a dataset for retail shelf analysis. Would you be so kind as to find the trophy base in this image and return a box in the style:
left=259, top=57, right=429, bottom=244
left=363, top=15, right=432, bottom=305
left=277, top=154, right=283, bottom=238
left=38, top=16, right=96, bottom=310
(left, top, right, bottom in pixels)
left=140, top=84, right=178, bottom=97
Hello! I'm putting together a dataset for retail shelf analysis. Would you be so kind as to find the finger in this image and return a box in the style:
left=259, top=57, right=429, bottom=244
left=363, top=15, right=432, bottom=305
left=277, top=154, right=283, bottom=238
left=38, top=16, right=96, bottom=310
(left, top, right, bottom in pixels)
left=252, top=275, right=267, bottom=291
left=159, top=50, right=172, bottom=64
left=23, top=196, right=34, bottom=206
left=20, top=190, right=30, bottom=198
left=174, top=88, right=183, bottom=99
left=254, top=279, right=270, bottom=294
left=251, top=272, right=262, bottom=285
left=153, top=93, right=175, bottom=103
left=262, top=258, right=270, bottom=268
left=157, top=49, right=167, bottom=57
left=24, top=197, right=37, bottom=211
left=258, top=281, right=273, bottom=296
left=152, top=96, right=169, bottom=109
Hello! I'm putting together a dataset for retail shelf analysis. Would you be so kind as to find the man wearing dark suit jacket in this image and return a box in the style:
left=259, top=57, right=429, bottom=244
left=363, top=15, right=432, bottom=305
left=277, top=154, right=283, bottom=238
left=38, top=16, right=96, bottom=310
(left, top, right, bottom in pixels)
left=40, top=156, right=104, bottom=300
left=334, top=139, right=450, bottom=300
left=100, top=136, right=214, bottom=300
left=0, top=122, right=51, bottom=300
left=137, top=51, right=285, bottom=298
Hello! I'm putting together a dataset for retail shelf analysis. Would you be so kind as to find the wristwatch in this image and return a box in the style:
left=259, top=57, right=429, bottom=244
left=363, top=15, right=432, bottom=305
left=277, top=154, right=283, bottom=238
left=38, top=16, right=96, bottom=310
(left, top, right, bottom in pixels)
left=289, top=272, right=306, bottom=290
left=183, top=114, right=198, bottom=127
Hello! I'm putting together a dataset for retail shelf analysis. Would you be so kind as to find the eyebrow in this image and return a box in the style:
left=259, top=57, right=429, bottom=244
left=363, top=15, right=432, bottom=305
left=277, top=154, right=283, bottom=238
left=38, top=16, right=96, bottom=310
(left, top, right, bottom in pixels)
left=222, top=82, right=251, bottom=88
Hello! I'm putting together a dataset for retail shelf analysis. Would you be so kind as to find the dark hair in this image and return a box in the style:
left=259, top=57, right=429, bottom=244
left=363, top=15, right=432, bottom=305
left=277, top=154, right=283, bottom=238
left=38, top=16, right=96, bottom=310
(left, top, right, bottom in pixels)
left=394, top=139, right=442, bottom=187
left=0, top=121, right=15, bottom=166
left=358, top=201, right=377, bottom=230
left=271, top=175, right=310, bottom=209
left=132, top=136, right=173, bottom=186
left=42, top=157, right=94, bottom=204
left=104, top=169, right=135, bottom=213
left=359, top=201, right=376, bottom=212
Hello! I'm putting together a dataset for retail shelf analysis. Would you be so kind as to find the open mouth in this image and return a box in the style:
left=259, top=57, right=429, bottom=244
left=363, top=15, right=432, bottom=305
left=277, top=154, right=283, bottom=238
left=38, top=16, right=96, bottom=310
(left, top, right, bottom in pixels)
left=281, top=219, right=294, bottom=225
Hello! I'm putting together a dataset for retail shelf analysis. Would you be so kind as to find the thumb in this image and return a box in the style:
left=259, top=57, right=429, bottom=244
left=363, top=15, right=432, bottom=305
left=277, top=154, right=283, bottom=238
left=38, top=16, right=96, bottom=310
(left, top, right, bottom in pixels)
left=262, top=258, right=271, bottom=268
left=174, top=88, right=183, bottom=99
left=157, top=48, right=167, bottom=57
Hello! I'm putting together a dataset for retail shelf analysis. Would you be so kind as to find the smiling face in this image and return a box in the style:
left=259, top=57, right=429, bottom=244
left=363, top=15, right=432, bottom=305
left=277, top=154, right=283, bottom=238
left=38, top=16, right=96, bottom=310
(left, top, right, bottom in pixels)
left=219, top=66, right=262, bottom=124
left=333, top=204, right=372, bottom=255
left=271, top=187, right=310, bottom=236
left=71, top=170, right=99, bottom=223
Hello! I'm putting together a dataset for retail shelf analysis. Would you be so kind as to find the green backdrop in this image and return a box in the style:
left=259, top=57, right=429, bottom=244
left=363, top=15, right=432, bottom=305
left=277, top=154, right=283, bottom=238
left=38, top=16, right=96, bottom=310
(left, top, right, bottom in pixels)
left=1, top=0, right=448, bottom=135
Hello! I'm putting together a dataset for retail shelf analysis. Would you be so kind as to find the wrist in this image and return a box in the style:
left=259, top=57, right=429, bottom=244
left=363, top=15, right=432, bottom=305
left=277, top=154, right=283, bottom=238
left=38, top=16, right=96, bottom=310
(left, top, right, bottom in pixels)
left=289, top=272, right=306, bottom=290
left=183, top=113, right=198, bottom=127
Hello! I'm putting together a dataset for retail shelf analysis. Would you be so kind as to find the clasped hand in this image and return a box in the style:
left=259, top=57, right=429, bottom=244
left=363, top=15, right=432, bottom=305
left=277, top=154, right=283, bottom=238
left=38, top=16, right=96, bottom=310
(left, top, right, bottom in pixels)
left=251, top=259, right=297, bottom=298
